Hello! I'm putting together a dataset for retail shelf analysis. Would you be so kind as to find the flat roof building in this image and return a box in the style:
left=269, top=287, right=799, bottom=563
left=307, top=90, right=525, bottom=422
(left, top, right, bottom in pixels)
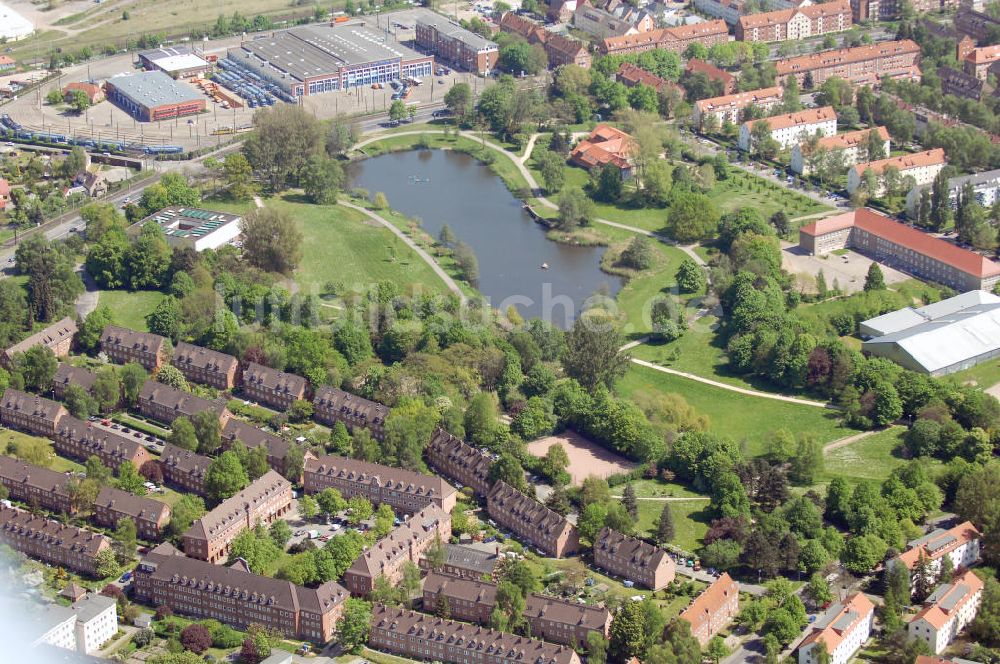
left=105, top=71, right=206, bottom=122
left=2, top=317, right=77, bottom=368
left=138, top=46, right=212, bottom=79
left=860, top=290, right=1000, bottom=338
left=135, top=206, right=242, bottom=252
left=304, top=455, right=457, bottom=515
left=229, top=23, right=434, bottom=97
left=414, top=11, right=498, bottom=74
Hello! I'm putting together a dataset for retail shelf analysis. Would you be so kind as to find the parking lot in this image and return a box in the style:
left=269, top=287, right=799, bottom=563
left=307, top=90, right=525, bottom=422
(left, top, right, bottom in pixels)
left=90, top=417, right=167, bottom=455
left=782, top=242, right=911, bottom=295
left=278, top=499, right=365, bottom=549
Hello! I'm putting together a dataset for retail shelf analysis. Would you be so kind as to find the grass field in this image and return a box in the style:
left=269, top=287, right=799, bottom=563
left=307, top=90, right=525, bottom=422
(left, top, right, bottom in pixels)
left=635, top=498, right=711, bottom=555
left=97, top=289, right=166, bottom=331
left=819, top=426, right=920, bottom=487
left=708, top=169, right=831, bottom=221
left=617, top=363, right=846, bottom=456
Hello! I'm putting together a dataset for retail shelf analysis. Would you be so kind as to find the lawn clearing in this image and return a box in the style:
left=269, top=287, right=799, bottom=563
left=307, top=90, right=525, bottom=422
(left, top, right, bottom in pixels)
left=820, top=426, right=916, bottom=486
left=617, top=363, right=846, bottom=456
left=97, top=290, right=166, bottom=331
left=635, top=498, right=711, bottom=555
left=526, top=430, right=637, bottom=485
left=706, top=169, right=831, bottom=220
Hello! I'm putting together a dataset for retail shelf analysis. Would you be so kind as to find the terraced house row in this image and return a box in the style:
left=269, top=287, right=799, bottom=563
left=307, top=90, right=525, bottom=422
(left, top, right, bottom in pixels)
left=0, top=505, right=113, bottom=577
left=425, top=428, right=493, bottom=496
left=0, top=388, right=68, bottom=438
left=159, top=443, right=212, bottom=496
left=304, top=455, right=457, bottom=515
left=368, top=605, right=582, bottom=664
left=53, top=416, right=153, bottom=473
left=134, top=542, right=349, bottom=642
left=94, top=486, right=172, bottom=541
left=0, top=455, right=75, bottom=514
left=422, top=571, right=612, bottom=647
left=486, top=481, right=579, bottom=558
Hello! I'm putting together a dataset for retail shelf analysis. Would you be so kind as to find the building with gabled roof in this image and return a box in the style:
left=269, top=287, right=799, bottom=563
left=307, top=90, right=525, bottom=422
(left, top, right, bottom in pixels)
left=573, top=2, right=654, bottom=39
left=799, top=208, right=1000, bottom=292
left=906, top=167, right=1000, bottom=219
left=159, top=443, right=212, bottom=495
left=183, top=470, right=293, bottom=563
left=847, top=148, right=946, bottom=196
left=908, top=570, right=983, bottom=655
left=680, top=573, right=740, bottom=646
left=94, top=486, right=171, bottom=541
left=221, top=418, right=303, bottom=479
left=693, top=86, right=784, bottom=129
left=304, top=455, right=457, bottom=515
left=616, top=62, right=682, bottom=95
left=735, top=0, right=851, bottom=42
left=599, top=19, right=729, bottom=55
left=425, top=428, right=493, bottom=496
left=99, top=325, right=168, bottom=370
left=0, top=505, right=112, bottom=576
left=52, top=364, right=98, bottom=401
left=368, top=604, right=583, bottom=664
left=685, top=58, right=736, bottom=94
left=2, top=316, right=77, bottom=368
left=171, top=342, right=239, bottom=390
left=53, top=416, right=153, bottom=473
left=0, top=455, right=74, bottom=514
left=133, top=542, right=348, bottom=641
left=0, top=388, right=68, bottom=437
left=486, top=481, right=579, bottom=558
left=775, top=39, right=921, bottom=88
left=593, top=527, right=675, bottom=590
left=964, top=44, right=1000, bottom=81
left=738, top=106, right=837, bottom=152
left=242, top=362, right=307, bottom=410
left=889, top=521, right=981, bottom=590
left=418, top=542, right=499, bottom=580
left=313, top=386, right=389, bottom=440
left=797, top=592, right=874, bottom=664
left=344, top=504, right=451, bottom=595
left=136, top=380, right=229, bottom=426
left=414, top=10, right=499, bottom=75
left=497, top=12, right=591, bottom=69
left=791, top=126, right=890, bottom=175
left=938, top=66, right=984, bottom=102
left=570, top=124, right=634, bottom=177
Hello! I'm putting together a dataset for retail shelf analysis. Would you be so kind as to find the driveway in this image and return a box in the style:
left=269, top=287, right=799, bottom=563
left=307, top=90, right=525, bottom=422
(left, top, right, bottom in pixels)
left=75, top=264, right=100, bottom=319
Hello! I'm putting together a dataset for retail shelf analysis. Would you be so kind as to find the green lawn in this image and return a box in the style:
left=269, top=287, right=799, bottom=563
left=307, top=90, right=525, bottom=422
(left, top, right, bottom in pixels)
left=707, top=169, right=831, bottom=220
left=97, top=290, right=166, bottom=331
left=635, top=498, right=711, bottom=556
left=616, top=363, right=846, bottom=456
left=613, top=479, right=706, bottom=500
left=819, top=426, right=926, bottom=487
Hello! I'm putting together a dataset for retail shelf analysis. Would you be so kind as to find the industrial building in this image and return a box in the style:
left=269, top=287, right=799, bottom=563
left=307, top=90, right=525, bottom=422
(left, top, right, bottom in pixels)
left=139, top=46, right=212, bottom=79
left=134, top=206, right=242, bottom=251
left=414, top=11, right=498, bottom=74
left=0, top=3, right=34, bottom=41
left=228, top=23, right=434, bottom=97
left=105, top=71, right=206, bottom=122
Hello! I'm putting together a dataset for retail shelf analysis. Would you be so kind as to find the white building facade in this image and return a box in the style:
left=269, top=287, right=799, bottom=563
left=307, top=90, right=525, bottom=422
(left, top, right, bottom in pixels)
left=908, top=571, right=983, bottom=655
left=798, top=593, right=874, bottom=664
left=889, top=522, right=982, bottom=592
left=72, top=595, right=119, bottom=654
left=790, top=126, right=890, bottom=175
left=847, top=149, right=946, bottom=196
left=738, top=107, right=837, bottom=151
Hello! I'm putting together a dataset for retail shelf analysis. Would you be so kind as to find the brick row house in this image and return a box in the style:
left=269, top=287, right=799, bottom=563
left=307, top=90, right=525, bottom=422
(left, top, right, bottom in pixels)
left=242, top=362, right=307, bottom=411
left=498, top=12, right=591, bottom=69
left=53, top=416, right=153, bottom=472
left=907, top=570, right=983, bottom=655
left=171, top=342, right=240, bottom=390
left=134, top=542, right=348, bottom=642
left=775, top=39, right=921, bottom=88
left=599, top=20, right=728, bottom=56
left=344, top=504, right=451, bottom=595
left=486, top=481, right=579, bottom=558
left=797, top=592, right=874, bottom=664
left=94, top=486, right=172, bottom=541
left=685, top=59, right=736, bottom=95
left=137, top=380, right=230, bottom=426
left=0, top=505, right=113, bottom=576
left=183, top=470, right=293, bottom=563
left=680, top=573, right=740, bottom=647
left=0, top=388, right=68, bottom=438
left=888, top=521, right=981, bottom=594
left=221, top=418, right=305, bottom=479
left=422, top=571, right=612, bottom=647
left=368, top=605, right=583, bottom=664
left=425, top=428, right=493, bottom=496
left=313, top=387, right=390, bottom=441
left=100, top=325, right=169, bottom=371
left=735, top=0, right=852, bottom=43
left=693, top=86, right=784, bottom=129
left=0, top=455, right=75, bottom=514
left=159, top=443, right=212, bottom=496
left=2, top=316, right=78, bottom=368
left=616, top=62, right=684, bottom=97
left=52, top=364, right=98, bottom=400
left=304, top=455, right=457, bottom=515
left=592, top=527, right=676, bottom=590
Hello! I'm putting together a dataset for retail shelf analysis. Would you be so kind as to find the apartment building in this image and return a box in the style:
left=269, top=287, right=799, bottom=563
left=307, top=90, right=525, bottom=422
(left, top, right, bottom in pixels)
left=313, top=387, right=390, bottom=441
left=685, top=58, right=736, bottom=94
left=906, top=168, right=1000, bottom=218
left=0, top=505, right=112, bottom=576
left=425, top=428, right=493, bottom=496
left=171, top=342, right=240, bottom=390
left=0, top=388, right=68, bottom=438
left=343, top=504, right=451, bottom=595
left=133, top=542, right=349, bottom=642
left=53, top=416, right=153, bottom=473
left=616, top=62, right=682, bottom=95
left=693, top=0, right=808, bottom=25
left=736, top=0, right=852, bottom=42
left=369, top=605, right=583, bottom=664
left=34, top=593, right=119, bottom=655
left=599, top=20, right=728, bottom=55
left=955, top=8, right=1000, bottom=42
left=938, top=66, right=983, bottom=102
left=847, top=148, right=946, bottom=195
left=422, top=571, right=612, bottom=647
left=2, top=316, right=77, bottom=368
left=0, top=455, right=74, bottom=513
left=222, top=418, right=302, bottom=479
left=136, top=380, right=229, bottom=426
left=849, top=0, right=957, bottom=21
left=963, top=44, right=1000, bottom=81
left=593, top=527, right=676, bottom=590
left=52, top=364, right=98, bottom=401
left=304, top=455, right=457, bottom=515
left=486, top=481, right=579, bottom=558
left=570, top=124, right=634, bottom=178
left=573, top=3, right=653, bottom=39
left=775, top=39, right=921, bottom=88
left=693, top=86, right=783, bottom=129
left=94, top=486, right=171, bottom=541
left=242, top=362, right=307, bottom=411
left=791, top=126, right=890, bottom=175
left=738, top=106, right=837, bottom=151
left=100, top=325, right=169, bottom=371
left=889, top=522, right=982, bottom=593
left=498, top=13, right=592, bottom=68
left=159, top=443, right=212, bottom=495
left=415, top=12, right=499, bottom=75
left=799, top=209, right=1000, bottom=292
left=798, top=592, right=875, bottom=664
left=183, top=470, right=293, bottom=563
left=419, top=542, right=499, bottom=580
left=908, top=571, right=984, bottom=655
left=680, top=573, right=740, bottom=647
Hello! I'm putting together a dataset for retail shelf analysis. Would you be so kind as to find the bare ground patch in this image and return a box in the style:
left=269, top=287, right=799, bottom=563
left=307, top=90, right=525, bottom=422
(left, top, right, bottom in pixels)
left=526, top=430, right=637, bottom=485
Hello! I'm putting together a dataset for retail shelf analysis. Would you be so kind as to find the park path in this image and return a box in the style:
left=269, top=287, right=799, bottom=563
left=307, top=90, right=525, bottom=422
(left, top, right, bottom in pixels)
left=338, top=200, right=468, bottom=304
left=609, top=494, right=710, bottom=501
left=75, top=263, right=99, bottom=319
left=822, top=428, right=878, bottom=453
left=630, top=358, right=833, bottom=408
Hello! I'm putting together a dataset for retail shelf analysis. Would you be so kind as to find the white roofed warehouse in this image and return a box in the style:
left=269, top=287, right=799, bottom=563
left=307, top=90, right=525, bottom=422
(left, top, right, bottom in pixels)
left=139, top=46, right=212, bottom=79
left=0, top=3, right=34, bottom=41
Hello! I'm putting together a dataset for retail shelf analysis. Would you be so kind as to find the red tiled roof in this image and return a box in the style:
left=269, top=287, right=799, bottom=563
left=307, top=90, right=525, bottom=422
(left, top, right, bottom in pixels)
left=738, top=0, right=850, bottom=30
left=966, top=44, right=1000, bottom=65
left=911, top=570, right=983, bottom=630
left=850, top=148, right=946, bottom=178
left=0, top=179, right=9, bottom=196
left=801, top=209, right=1000, bottom=278
left=775, top=39, right=920, bottom=76
left=809, top=126, right=889, bottom=151
left=694, top=86, right=783, bottom=113
left=800, top=593, right=874, bottom=653
left=742, top=105, right=836, bottom=131
left=0, top=56, right=14, bottom=66
left=570, top=124, right=633, bottom=170
left=685, top=58, right=734, bottom=86
left=896, top=521, right=981, bottom=569
left=616, top=62, right=678, bottom=92
left=602, top=20, right=727, bottom=52
left=680, top=573, right=738, bottom=633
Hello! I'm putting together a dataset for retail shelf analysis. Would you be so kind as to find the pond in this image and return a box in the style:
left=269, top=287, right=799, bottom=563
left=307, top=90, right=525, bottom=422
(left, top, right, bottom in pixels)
left=349, top=149, right=624, bottom=327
